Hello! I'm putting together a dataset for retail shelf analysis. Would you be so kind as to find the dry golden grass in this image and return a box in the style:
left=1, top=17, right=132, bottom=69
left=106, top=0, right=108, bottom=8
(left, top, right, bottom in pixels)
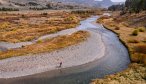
left=128, top=39, right=139, bottom=43
left=0, top=12, right=80, bottom=43
left=97, top=12, right=146, bottom=65
left=92, top=63, right=146, bottom=84
left=0, top=31, right=89, bottom=59
left=0, top=10, right=102, bottom=43
left=92, top=11, right=146, bottom=84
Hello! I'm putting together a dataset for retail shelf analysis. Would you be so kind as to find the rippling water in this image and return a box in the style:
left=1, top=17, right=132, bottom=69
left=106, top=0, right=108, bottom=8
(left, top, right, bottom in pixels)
left=0, top=16, right=130, bottom=84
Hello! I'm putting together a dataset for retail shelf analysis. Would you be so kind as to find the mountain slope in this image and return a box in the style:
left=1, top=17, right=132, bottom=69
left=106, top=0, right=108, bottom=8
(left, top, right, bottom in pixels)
left=0, top=0, right=114, bottom=10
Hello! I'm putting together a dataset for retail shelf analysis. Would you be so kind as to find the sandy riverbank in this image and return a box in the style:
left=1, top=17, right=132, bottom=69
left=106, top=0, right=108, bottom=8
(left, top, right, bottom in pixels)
left=0, top=30, right=105, bottom=78
left=0, top=16, right=131, bottom=84
left=0, top=28, right=78, bottom=50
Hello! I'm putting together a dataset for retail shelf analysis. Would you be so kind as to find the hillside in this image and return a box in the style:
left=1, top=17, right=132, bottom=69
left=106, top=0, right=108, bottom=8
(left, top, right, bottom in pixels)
left=0, top=0, right=114, bottom=10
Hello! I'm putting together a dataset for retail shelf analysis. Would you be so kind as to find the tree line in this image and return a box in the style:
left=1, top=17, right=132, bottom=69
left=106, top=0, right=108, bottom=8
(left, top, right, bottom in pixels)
left=108, top=0, right=146, bottom=13
left=125, top=0, right=146, bottom=13
left=0, top=7, right=19, bottom=11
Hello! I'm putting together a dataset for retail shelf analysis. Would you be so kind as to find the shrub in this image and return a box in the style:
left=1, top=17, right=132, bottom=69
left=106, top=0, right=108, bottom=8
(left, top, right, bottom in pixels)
left=109, top=23, right=116, bottom=27
left=134, top=44, right=146, bottom=54
left=115, top=26, right=120, bottom=30
left=37, top=39, right=43, bottom=43
left=132, top=30, right=138, bottom=36
left=132, top=53, right=145, bottom=63
left=139, top=27, right=145, bottom=32
left=128, top=39, right=139, bottom=43
left=21, top=14, right=26, bottom=18
left=142, top=39, right=146, bottom=43
left=42, top=13, right=48, bottom=16
left=0, top=7, right=19, bottom=11
left=143, top=40, right=146, bottom=43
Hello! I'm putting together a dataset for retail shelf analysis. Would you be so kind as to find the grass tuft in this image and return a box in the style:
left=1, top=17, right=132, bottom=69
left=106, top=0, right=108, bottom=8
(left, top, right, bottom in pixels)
left=138, top=27, right=145, bottom=32
left=128, top=39, right=139, bottom=43
left=114, top=26, right=120, bottom=30
left=132, top=30, right=138, bottom=36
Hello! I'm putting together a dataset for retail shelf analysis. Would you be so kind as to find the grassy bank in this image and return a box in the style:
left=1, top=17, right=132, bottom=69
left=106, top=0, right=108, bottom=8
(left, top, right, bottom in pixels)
left=92, top=63, right=146, bottom=84
left=0, top=10, right=101, bottom=43
left=0, top=12, right=80, bottom=43
left=0, top=31, right=89, bottom=59
left=92, top=11, right=146, bottom=84
left=103, top=25, right=132, bottom=61
left=97, top=12, right=146, bottom=64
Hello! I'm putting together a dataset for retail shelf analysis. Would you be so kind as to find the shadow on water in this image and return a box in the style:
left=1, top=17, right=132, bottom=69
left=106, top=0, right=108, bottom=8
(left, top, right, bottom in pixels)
left=0, top=16, right=131, bottom=84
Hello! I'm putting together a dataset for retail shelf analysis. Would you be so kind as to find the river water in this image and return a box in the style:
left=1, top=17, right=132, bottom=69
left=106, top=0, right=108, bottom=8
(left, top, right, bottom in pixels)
left=0, top=16, right=130, bottom=84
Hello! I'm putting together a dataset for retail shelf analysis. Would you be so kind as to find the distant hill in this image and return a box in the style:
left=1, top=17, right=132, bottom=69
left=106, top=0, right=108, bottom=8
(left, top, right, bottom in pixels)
left=51, top=0, right=114, bottom=8
left=0, top=0, right=114, bottom=10
left=100, top=0, right=113, bottom=8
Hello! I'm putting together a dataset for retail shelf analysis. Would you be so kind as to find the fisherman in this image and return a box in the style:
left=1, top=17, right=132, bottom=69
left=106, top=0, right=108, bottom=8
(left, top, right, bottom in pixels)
left=59, top=62, right=62, bottom=67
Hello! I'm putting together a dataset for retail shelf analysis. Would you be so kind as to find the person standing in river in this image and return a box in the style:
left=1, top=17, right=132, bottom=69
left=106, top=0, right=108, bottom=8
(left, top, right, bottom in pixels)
left=59, top=62, right=62, bottom=67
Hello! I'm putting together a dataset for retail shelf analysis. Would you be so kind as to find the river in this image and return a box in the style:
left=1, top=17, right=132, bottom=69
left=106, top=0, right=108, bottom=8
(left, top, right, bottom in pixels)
left=0, top=16, right=131, bottom=84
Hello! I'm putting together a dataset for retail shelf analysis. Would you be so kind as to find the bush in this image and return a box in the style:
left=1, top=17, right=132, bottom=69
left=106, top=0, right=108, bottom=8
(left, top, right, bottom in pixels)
left=37, top=39, right=43, bottom=43
left=132, top=53, right=145, bottom=63
left=139, top=28, right=145, bottom=32
left=29, top=7, right=47, bottom=10
left=132, top=30, right=138, bottom=36
left=142, top=39, right=146, bottom=43
left=42, top=13, right=48, bottom=16
left=134, top=44, right=146, bottom=54
left=128, top=39, right=139, bottom=43
left=0, top=7, right=19, bottom=11
left=115, top=26, right=120, bottom=30
left=21, top=14, right=26, bottom=18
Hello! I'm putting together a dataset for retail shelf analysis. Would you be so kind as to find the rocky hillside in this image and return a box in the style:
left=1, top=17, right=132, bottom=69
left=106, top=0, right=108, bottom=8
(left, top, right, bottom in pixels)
left=0, top=0, right=114, bottom=10
left=0, top=0, right=49, bottom=10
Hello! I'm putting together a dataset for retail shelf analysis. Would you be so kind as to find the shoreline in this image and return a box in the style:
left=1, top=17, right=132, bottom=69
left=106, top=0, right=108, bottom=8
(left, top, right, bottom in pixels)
left=0, top=28, right=78, bottom=51
left=102, top=25, right=132, bottom=62
left=0, top=15, right=131, bottom=84
left=92, top=12, right=146, bottom=84
left=0, top=30, right=106, bottom=78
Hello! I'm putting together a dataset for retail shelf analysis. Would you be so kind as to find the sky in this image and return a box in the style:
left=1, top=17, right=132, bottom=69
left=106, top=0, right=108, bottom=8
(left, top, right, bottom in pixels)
left=97, top=0, right=126, bottom=2
left=111, top=0, right=126, bottom=2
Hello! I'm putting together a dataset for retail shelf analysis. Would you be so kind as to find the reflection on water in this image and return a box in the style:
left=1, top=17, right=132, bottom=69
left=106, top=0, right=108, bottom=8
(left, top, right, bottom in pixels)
left=0, top=16, right=130, bottom=84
